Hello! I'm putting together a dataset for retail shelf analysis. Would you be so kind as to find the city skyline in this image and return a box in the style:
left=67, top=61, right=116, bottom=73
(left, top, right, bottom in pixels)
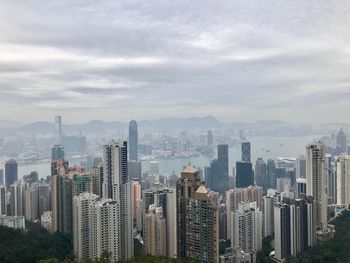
left=1, top=1, right=350, bottom=123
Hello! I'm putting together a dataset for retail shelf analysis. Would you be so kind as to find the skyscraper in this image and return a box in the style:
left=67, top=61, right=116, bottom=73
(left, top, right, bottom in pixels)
left=5, top=159, right=18, bottom=188
left=218, top=144, right=229, bottom=193
left=266, top=159, right=276, bottom=189
left=336, top=128, right=347, bottom=154
left=206, top=145, right=229, bottom=194
left=51, top=160, right=69, bottom=176
left=231, top=201, right=262, bottom=254
left=255, top=158, right=267, bottom=191
left=0, top=186, right=6, bottom=215
left=226, top=185, right=263, bottom=240
left=9, top=181, right=23, bottom=216
left=128, top=160, right=142, bottom=180
left=73, top=193, right=122, bottom=262
left=54, top=115, right=63, bottom=145
left=336, top=155, right=350, bottom=205
left=296, top=156, right=306, bottom=179
left=90, top=164, right=103, bottom=197
left=207, top=130, right=213, bottom=146
left=186, top=183, right=219, bottom=263
left=102, top=140, right=133, bottom=260
left=274, top=197, right=315, bottom=261
left=143, top=205, right=167, bottom=257
left=0, top=169, right=4, bottom=186
left=241, top=142, right=251, bottom=163
left=52, top=144, right=64, bottom=161
left=103, top=141, right=128, bottom=199
left=306, top=142, right=327, bottom=232
left=51, top=174, right=73, bottom=234
left=129, top=120, right=138, bottom=161
left=141, top=185, right=177, bottom=258
left=73, top=192, right=99, bottom=261
left=325, top=154, right=335, bottom=203
left=236, top=161, right=254, bottom=188
left=176, top=164, right=202, bottom=259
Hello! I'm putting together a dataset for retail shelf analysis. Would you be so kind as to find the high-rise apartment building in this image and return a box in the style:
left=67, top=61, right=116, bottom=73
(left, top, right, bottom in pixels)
left=0, top=186, right=6, bottom=215
left=51, top=160, right=69, bottom=176
left=0, top=169, right=4, bottom=186
left=51, top=174, right=72, bottom=234
left=38, top=183, right=51, bottom=218
left=90, top=164, right=103, bottom=197
left=72, top=173, right=92, bottom=197
left=306, top=142, right=327, bottom=232
left=73, top=193, right=122, bottom=262
left=102, top=141, right=133, bottom=260
left=176, top=164, right=202, bottom=259
left=226, top=186, right=263, bottom=240
left=186, top=183, right=219, bottom=263
left=325, top=154, right=336, bottom=203
left=5, top=159, right=18, bottom=188
left=141, top=185, right=177, bottom=258
left=336, top=155, right=350, bottom=205
left=231, top=201, right=262, bottom=254
left=129, top=120, right=138, bottom=161
left=274, top=197, right=315, bottom=261
left=9, top=181, right=23, bottom=216
left=24, top=183, right=39, bottom=222
left=73, top=192, right=99, bottom=261
left=143, top=205, right=167, bottom=257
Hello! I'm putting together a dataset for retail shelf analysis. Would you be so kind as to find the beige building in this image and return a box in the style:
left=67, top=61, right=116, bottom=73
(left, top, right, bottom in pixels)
left=143, top=205, right=167, bottom=257
left=336, top=155, right=350, bottom=205
left=306, top=142, right=327, bottom=232
left=226, top=185, right=263, bottom=240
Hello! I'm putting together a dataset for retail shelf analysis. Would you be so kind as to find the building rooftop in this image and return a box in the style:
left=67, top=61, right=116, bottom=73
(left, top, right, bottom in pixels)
left=182, top=164, right=197, bottom=174
left=196, top=183, right=208, bottom=194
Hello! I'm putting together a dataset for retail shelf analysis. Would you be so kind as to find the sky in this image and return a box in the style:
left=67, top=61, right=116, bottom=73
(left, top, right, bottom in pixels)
left=1, top=0, right=350, bottom=124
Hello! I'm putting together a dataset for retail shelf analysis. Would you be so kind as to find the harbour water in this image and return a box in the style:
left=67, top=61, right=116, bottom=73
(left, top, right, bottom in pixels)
left=18, top=135, right=323, bottom=179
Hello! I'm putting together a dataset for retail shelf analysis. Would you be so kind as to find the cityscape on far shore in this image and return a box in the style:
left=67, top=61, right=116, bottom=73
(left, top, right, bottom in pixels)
left=0, top=115, right=348, bottom=262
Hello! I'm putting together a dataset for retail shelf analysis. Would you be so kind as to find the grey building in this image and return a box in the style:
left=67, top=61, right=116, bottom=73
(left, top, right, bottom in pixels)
left=129, top=120, right=138, bottom=161
left=5, top=159, right=18, bottom=188
left=241, top=142, right=251, bottom=163
left=236, top=162, right=254, bottom=188
left=52, top=145, right=65, bottom=161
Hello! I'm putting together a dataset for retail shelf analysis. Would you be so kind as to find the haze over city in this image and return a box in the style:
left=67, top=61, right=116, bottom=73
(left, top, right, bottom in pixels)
left=1, top=1, right=350, bottom=263
left=1, top=1, right=350, bottom=123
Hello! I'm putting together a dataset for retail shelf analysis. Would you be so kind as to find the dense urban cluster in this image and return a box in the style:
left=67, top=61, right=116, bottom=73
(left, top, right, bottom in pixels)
left=0, top=116, right=348, bottom=263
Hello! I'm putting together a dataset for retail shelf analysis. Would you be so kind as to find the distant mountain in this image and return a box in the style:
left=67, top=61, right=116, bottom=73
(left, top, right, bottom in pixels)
left=0, top=120, right=23, bottom=129
left=3, top=116, right=346, bottom=137
left=11, top=116, right=224, bottom=135
left=17, top=122, right=54, bottom=134
left=139, top=116, right=224, bottom=130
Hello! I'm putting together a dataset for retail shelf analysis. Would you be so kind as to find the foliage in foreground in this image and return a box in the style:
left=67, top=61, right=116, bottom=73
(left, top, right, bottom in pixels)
left=0, top=221, right=72, bottom=263
left=40, top=255, right=198, bottom=263
left=287, top=210, right=350, bottom=263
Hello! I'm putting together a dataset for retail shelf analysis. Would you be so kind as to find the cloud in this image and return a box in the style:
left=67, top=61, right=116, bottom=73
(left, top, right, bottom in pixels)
left=0, top=0, right=350, bottom=123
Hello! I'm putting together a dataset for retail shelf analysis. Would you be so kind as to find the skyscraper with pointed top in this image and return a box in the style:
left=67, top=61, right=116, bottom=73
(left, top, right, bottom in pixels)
left=129, top=120, right=138, bottom=161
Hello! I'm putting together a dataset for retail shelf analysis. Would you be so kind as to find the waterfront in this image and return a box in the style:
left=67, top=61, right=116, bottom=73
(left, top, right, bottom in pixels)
left=18, top=135, right=323, bottom=179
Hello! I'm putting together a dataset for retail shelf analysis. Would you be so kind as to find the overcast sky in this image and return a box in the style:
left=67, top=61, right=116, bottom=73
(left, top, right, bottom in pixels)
left=1, top=0, right=350, bottom=124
